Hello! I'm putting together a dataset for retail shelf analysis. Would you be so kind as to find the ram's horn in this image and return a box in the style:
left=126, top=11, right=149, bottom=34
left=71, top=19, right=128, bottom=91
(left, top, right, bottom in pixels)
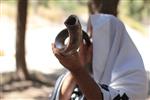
left=55, top=15, right=91, bottom=55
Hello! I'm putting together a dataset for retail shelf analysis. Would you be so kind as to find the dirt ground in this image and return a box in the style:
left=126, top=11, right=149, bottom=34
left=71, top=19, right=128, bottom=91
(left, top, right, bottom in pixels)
left=0, top=79, right=53, bottom=100
left=0, top=71, right=59, bottom=100
left=1, top=86, right=53, bottom=100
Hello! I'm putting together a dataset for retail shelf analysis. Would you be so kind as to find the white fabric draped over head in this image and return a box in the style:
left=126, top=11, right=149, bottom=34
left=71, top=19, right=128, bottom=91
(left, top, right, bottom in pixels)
left=91, top=14, right=148, bottom=100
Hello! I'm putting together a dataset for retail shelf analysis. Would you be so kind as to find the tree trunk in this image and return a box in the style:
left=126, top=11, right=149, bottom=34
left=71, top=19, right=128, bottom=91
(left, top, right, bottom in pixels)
left=88, top=0, right=120, bottom=16
left=16, top=0, right=29, bottom=80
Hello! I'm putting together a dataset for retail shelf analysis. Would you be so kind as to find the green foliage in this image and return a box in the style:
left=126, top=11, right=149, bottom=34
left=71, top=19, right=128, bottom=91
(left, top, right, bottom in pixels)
left=49, top=0, right=78, bottom=12
left=121, top=0, right=150, bottom=23
left=30, top=0, right=88, bottom=13
left=120, top=15, right=147, bottom=35
left=119, top=0, right=149, bottom=35
left=1, top=0, right=17, bottom=5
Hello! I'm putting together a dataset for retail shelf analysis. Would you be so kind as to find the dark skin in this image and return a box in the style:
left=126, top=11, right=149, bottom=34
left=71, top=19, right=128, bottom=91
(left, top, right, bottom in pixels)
left=52, top=22, right=103, bottom=100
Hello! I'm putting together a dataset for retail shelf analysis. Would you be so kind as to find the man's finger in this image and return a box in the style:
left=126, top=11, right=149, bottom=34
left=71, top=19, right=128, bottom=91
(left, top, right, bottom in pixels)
left=51, top=43, right=58, bottom=52
left=51, top=43, right=64, bottom=57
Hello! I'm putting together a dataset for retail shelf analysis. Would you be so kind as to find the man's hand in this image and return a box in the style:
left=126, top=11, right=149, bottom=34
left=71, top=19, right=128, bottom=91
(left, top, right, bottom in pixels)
left=52, top=40, right=92, bottom=72
left=52, top=43, right=82, bottom=71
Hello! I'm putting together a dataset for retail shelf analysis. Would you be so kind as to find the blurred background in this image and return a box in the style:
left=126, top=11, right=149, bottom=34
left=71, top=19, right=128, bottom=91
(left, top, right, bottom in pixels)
left=0, top=0, right=150, bottom=100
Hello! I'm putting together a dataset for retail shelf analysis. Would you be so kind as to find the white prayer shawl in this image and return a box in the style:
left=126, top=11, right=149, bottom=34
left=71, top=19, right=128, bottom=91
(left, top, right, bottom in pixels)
left=91, top=14, right=148, bottom=100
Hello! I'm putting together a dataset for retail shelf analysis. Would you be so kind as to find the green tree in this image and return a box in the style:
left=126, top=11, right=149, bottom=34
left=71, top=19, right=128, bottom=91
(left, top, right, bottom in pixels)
left=128, top=0, right=150, bottom=23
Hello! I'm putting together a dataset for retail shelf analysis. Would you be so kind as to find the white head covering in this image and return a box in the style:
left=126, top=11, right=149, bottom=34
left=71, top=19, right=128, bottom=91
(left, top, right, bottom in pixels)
left=90, top=14, right=148, bottom=100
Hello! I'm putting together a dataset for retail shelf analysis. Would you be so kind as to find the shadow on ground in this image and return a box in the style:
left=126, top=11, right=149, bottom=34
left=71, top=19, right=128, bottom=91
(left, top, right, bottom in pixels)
left=0, top=68, right=67, bottom=99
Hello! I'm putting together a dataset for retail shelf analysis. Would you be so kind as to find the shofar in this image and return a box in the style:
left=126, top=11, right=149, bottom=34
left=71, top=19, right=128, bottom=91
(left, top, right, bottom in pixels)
left=55, top=15, right=91, bottom=55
